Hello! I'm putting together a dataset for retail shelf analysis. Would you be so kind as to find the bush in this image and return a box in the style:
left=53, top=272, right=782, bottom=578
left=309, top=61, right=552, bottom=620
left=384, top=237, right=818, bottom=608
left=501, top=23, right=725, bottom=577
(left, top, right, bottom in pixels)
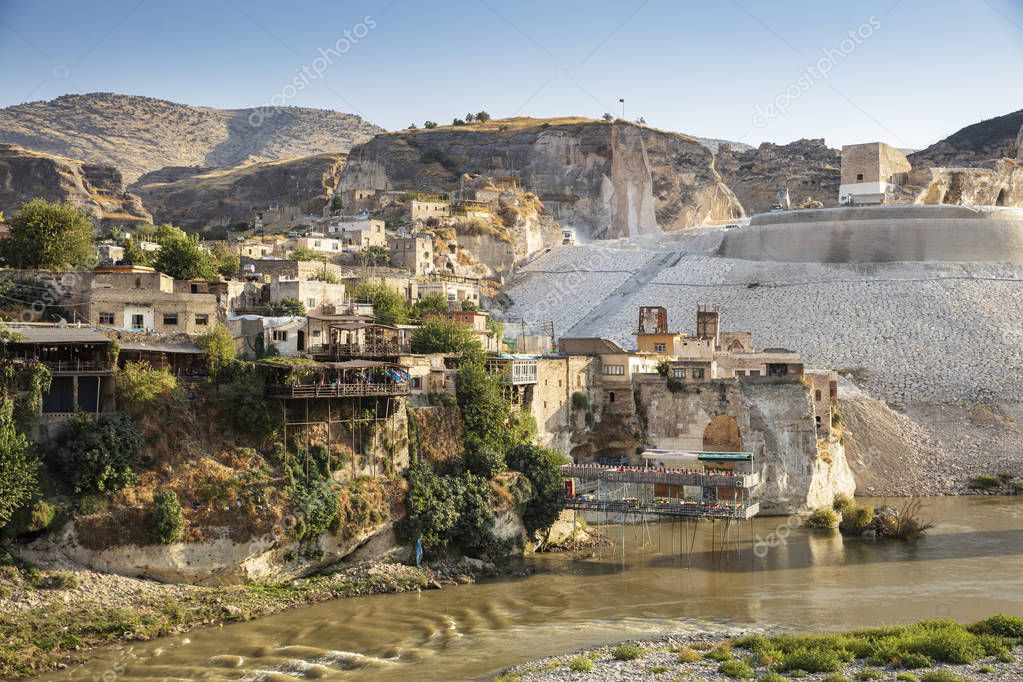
left=676, top=646, right=702, bottom=663
left=968, top=475, right=1001, bottom=490
left=463, top=440, right=505, bottom=479
left=806, top=508, right=839, bottom=529
left=116, top=361, right=177, bottom=404
left=571, top=391, right=589, bottom=410
left=856, top=669, right=884, bottom=680
left=718, top=660, right=754, bottom=678
left=968, top=614, right=1023, bottom=639
left=148, top=490, right=184, bottom=544
left=287, top=462, right=340, bottom=542
left=822, top=675, right=850, bottom=682
left=215, top=362, right=276, bottom=441
left=832, top=493, right=855, bottom=514
left=893, top=653, right=934, bottom=669
left=505, top=444, right=569, bottom=536
left=781, top=648, right=844, bottom=673
left=569, top=656, right=594, bottom=672
left=896, top=674, right=919, bottom=681
left=919, top=672, right=964, bottom=682
left=759, top=673, right=787, bottom=682
left=839, top=505, right=874, bottom=535
left=196, top=326, right=236, bottom=377
left=706, top=645, right=734, bottom=661
left=411, top=319, right=482, bottom=356
left=51, top=413, right=143, bottom=494
left=612, top=644, right=643, bottom=661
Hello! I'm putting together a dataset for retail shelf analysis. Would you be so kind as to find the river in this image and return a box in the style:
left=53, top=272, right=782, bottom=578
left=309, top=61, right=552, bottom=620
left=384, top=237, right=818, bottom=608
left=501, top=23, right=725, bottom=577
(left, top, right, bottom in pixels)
left=46, top=497, right=1023, bottom=681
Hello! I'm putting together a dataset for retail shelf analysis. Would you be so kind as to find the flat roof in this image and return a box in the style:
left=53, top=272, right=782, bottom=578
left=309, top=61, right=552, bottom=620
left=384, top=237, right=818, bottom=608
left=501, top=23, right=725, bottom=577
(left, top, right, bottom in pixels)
left=119, top=341, right=202, bottom=354
left=6, top=326, right=111, bottom=344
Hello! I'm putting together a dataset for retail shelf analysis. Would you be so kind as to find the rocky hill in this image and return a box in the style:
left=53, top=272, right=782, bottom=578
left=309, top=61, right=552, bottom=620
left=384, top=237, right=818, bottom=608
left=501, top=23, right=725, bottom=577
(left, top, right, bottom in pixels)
left=716, top=139, right=841, bottom=215
left=909, top=108, right=1023, bottom=167
left=0, top=143, right=150, bottom=224
left=340, top=118, right=744, bottom=239
left=130, top=153, right=348, bottom=229
left=0, top=93, right=381, bottom=182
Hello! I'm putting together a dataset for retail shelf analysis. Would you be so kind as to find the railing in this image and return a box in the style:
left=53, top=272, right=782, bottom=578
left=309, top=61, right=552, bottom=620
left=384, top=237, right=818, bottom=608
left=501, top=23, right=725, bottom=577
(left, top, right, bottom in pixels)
left=562, top=497, right=759, bottom=520
left=266, top=382, right=411, bottom=399
left=37, top=360, right=115, bottom=374
left=561, top=464, right=760, bottom=489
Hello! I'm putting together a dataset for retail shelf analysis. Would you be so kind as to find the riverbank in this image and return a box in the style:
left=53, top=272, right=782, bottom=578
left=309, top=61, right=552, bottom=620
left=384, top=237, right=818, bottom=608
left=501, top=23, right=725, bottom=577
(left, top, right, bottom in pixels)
left=0, top=550, right=519, bottom=679
left=498, top=616, right=1023, bottom=682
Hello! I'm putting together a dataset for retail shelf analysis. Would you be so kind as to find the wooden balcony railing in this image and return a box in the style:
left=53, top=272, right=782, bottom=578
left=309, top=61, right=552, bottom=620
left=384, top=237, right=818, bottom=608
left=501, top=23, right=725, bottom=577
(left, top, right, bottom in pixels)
left=266, top=382, right=411, bottom=399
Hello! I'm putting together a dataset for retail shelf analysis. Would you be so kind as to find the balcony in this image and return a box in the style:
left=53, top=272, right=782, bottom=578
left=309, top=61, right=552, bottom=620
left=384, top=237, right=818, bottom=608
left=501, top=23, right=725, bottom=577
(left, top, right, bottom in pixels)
left=266, top=381, right=411, bottom=399
left=311, top=343, right=410, bottom=359
left=36, top=359, right=115, bottom=374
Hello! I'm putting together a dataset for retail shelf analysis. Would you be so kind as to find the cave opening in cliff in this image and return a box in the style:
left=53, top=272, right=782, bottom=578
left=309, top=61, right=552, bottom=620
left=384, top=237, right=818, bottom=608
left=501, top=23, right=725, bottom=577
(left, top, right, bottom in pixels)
left=702, top=415, right=743, bottom=452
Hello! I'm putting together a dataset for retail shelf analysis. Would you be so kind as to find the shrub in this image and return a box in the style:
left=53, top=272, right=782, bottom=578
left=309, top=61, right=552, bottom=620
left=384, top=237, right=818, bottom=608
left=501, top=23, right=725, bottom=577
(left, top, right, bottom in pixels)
left=896, top=674, right=919, bottom=681
left=215, top=362, right=276, bottom=441
left=806, top=508, right=839, bottom=529
left=51, top=413, right=143, bottom=494
left=919, top=672, right=964, bottom=682
left=569, top=656, right=594, bottom=672
left=977, top=664, right=995, bottom=674
left=968, top=475, right=1001, bottom=490
left=706, top=645, right=734, bottom=661
left=677, top=646, right=702, bottom=663
left=856, top=669, right=884, bottom=680
left=718, top=660, right=754, bottom=678
left=571, top=391, right=589, bottom=410
left=968, top=614, right=1023, bottom=640
left=46, top=572, right=79, bottom=590
left=116, top=361, right=177, bottom=404
left=894, top=653, right=934, bottom=669
left=463, top=440, right=505, bottom=478
left=839, top=505, right=874, bottom=535
left=505, top=444, right=569, bottom=537
left=759, top=673, right=788, bottom=682
left=411, top=319, right=481, bottom=356
left=28, top=499, right=57, bottom=532
left=822, top=675, right=850, bottom=682
left=832, top=493, right=855, bottom=514
left=781, top=647, right=844, bottom=673
left=196, top=325, right=236, bottom=377
left=287, top=462, right=340, bottom=542
left=611, top=644, right=643, bottom=661
left=148, top=490, right=184, bottom=544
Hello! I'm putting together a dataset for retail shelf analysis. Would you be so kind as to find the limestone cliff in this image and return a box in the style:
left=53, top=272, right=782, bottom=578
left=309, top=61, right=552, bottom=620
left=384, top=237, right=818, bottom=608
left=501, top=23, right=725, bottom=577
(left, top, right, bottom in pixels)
left=897, top=159, right=1023, bottom=207
left=0, top=143, right=151, bottom=224
left=340, top=118, right=743, bottom=239
left=716, top=138, right=841, bottom=215
left=130, top=152, right=348, bottom=229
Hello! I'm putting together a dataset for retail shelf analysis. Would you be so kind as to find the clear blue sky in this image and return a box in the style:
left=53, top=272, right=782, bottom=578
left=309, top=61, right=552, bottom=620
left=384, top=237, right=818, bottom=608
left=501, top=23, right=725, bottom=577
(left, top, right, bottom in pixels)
left=1, top=0, right=1021, bottom=149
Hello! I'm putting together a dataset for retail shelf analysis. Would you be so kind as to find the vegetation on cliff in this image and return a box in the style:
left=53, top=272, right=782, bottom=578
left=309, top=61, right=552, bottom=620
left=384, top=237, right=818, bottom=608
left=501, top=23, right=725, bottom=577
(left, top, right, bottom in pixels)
left=0, top=198, right=96, bottom=270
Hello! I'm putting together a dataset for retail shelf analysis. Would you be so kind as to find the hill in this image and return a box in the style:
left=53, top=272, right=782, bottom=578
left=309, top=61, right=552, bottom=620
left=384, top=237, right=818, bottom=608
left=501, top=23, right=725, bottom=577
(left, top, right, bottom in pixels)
left=130, top=153, right=348, bottom=229
left=0, top=93, right=382, bottom=182
left=0, top=143, right=150, bottom=224
left=909, top=108, right=1023, bottom=167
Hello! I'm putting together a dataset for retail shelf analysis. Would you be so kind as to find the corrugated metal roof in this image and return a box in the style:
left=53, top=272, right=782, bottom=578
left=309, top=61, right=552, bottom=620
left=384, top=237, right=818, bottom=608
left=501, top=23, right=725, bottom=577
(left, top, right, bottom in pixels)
left=558, top=337, right=626, bottom=354
left=119, top=341, right=203, bottom=354
left=6, top=327, right=111, bottom=344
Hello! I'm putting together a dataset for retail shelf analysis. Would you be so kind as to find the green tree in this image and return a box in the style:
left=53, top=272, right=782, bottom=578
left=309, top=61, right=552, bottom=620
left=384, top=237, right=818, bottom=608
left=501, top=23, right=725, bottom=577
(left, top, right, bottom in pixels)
left=330, top=195, right=343, bottom=211
left=475, top=111, right=491, bottom=123
left=411, top=319, right=481, bottom=356
left=196, top=325, right=236, bottom=377
left=0, top=396, right=39, bottom=529
left=460, top=299, right=479, bottom=312
left=153, top=233, right=216, bottom=280
left=289, top=246, right=323, bottom=262
left=353, top=281, right=408, bottom=325
left=397, top=460, right=460, bottom=553
left=149, top=490, right=185, bottom=544
left=209, top=241, right=240, bottom=277
left=264, top=297, right=306, bottom=316
left=122, top=236, right=154, bottom=267
left=51, top=413, right=143, bottom=494
left=412, top=293, right=450, bottom=318
left=354, top=245, right=391, bottom=266
left=151, top=223, right=188, bottom=245
left=506, top=443, right=569, bottom=536
left=465, top=113, right=476, bottom=123
left=456, top=357, right=509, bottom=453
left=3, top=199, right=95, bottom=270
left=424, top=121, right=438, bottom=129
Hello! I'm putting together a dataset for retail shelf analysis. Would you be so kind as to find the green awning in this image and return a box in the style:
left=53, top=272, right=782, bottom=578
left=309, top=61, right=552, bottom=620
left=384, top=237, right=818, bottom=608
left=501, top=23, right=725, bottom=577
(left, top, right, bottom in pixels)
left=698, top=452, right=753, bottom=462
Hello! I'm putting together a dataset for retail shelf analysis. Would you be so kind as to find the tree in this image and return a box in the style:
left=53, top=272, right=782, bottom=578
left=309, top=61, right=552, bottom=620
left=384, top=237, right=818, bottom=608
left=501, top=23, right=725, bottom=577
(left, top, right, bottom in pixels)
left=411, top=318, right=482, bottom=355
left=456, top=357, right=509, bottom=453
left=411, top=293, right=449, bottom=319
left=154, top=233, right=216, bottom=281
left=2, top=199, right=95, bottom=270
left=209, top=241, right=240, bottom=277
left=330, top=195, right=343, bottom=211
left=452, top=118, right=466, bottom=126
left=602, top=113, right=614, bottom=121
left=397, top=460, right=460, bottom=553
left=476, top=111, right=491, bottom=123
left=506, top=443, right=569, bottom=536
left=407, top=123, right=418, bottom=130
left=264, top=297, right=306, bottom=316
left=51, top=413, right=143, bottom=494
left=122, top=236, right=154, bottom=266
left=149, top=490, right=185, bottom=544
left=465, top=113, right=476, bottom=123
left=353, top=281, right=408, bottom=325
left=152, top=223, right=188, bottom=245
left=354, top=245, right=390, bottom=266
left=460, top=299, right=479, bottom=312
left=424, top=121, right=438, bottom=129
left=0, top=396, right=39, bottom=529
left=196, top=325, right=236, bottom=377
left=290, top=246, right=323, bottom=262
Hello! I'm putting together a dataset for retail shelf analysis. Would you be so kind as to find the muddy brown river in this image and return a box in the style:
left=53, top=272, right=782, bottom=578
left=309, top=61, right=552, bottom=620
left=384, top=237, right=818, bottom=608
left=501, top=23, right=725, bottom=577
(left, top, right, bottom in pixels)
left=45, top=497, right=1023, bottom=681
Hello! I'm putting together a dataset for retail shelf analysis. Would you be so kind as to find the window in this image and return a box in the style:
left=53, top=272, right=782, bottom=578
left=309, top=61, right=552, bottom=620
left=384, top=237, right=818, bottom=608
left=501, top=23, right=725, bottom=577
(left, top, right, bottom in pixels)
left=856, top=173, right=864, bottom=181
left=692, top=368, right=705, bottom=379
left=672, top=368, right=686, bottom=379
left=131, top=314, right=145, bottom=329
left=602, top=364, right=625, bottom=376
left=749, top=369, right=761, bottom=377
left=307, top=298, right=317, bottom=308
left=815, top=389, right=822, bottom=401
left=815, top=415, right=822, bottom=425
left=163, top=313, right=178, bottom=326
left=411, top=377, right=423, bottom=390
left=312, top=329, right=321, bottom=338
left=272, top=330, right=288, bottom=342
left=98, top=312, right=114, bottom=325
left=195, top=314, right=209, bottom=326
left=608, top=391, right=616, bottom=403
left=653, top=343, right=666, bottom=353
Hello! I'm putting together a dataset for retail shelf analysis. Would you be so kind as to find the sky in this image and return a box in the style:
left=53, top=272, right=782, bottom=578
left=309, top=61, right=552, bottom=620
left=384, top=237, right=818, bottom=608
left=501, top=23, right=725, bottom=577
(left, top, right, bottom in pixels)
left=1, top=0, right=1021, bottom=150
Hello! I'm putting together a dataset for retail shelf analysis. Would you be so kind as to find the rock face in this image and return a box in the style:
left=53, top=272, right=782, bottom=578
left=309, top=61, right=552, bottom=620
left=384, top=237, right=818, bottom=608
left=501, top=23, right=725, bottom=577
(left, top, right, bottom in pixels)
left=340, top=118, right=743, bottom=239
left=909, top=108, right=1023, bottom=167
left=130, top=153, right=349, bottom=229
left=898, top=160, right=1023, bottom=207
left=0, top=143, right=151, bottom=224
left=0, top=93, right=381, bottom=182
left=632, top=377, right=854, bottom=514
left=716, top=139, right=841, bottom=215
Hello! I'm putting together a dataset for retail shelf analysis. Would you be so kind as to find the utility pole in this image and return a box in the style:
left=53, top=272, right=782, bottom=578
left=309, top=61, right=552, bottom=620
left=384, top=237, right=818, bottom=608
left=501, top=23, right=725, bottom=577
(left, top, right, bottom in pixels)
left=619, top=98, right=625, bottom=120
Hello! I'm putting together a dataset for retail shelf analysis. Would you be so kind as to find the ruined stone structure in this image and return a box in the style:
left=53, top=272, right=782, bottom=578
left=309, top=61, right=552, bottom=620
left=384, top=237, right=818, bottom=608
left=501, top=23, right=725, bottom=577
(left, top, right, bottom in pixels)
left=839, top=142, right=911, bottom=205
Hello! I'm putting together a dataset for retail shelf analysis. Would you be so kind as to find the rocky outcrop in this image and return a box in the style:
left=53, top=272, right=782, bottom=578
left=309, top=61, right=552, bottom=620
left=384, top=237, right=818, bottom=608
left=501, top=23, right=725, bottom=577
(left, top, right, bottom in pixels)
left=340, top=118, right=743, bottom=239
left=716, top=138, right=841, bottom=215
left=909, top=108, right=1023, bottom=167
left=0, top=143, right=151, bottom=224
left=130, top=152, right=348, bottom=229
left=897, top=160, right=1023, bottom=207
left=0, top=93, right=381, bottom=182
